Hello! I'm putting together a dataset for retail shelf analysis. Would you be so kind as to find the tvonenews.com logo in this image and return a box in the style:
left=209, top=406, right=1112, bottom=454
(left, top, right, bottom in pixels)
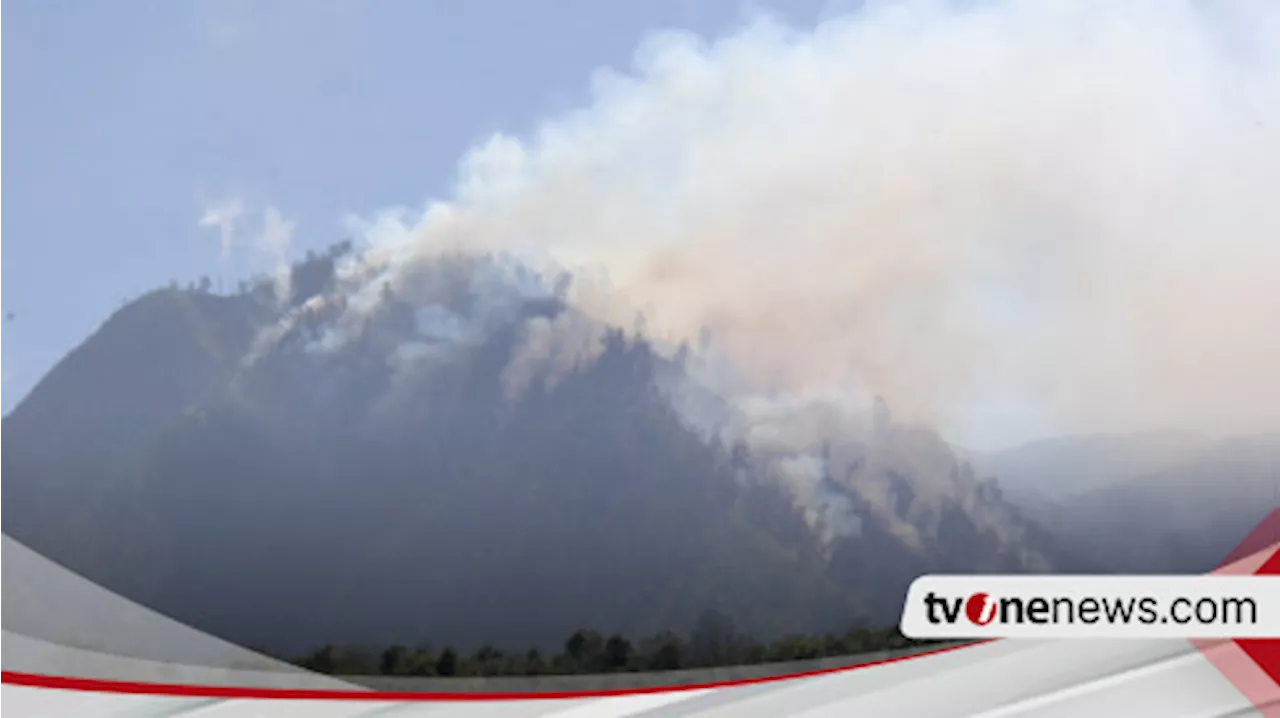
left=923, top=591, right=1257, bottom=627
left=899, top=576, right=1280, bottom=639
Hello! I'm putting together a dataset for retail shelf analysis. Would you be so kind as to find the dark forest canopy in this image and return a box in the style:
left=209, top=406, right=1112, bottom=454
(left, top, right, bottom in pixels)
left=290, top=616, right=934, bottom=678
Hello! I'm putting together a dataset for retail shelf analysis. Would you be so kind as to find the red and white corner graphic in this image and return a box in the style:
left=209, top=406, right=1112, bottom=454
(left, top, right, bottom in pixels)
left=3, top=509, right=1278, bottom=716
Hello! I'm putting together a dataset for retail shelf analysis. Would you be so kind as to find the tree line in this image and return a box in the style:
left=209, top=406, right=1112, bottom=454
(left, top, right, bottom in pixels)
left=290, top=613, right=941, bottom=677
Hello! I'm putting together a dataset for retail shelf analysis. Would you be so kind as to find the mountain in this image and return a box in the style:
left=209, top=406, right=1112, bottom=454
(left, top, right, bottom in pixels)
left=2, top=248, right=1078, bottom=655
left=965, top=431, right=1216, bottom=507
left=972, top=434, right=1280, bottom=573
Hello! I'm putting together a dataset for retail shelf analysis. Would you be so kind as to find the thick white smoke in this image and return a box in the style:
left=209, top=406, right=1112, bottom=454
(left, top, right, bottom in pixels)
left=322, top=0, right=1279, bottom=456
left=227, top=0, right=1279, bottom=551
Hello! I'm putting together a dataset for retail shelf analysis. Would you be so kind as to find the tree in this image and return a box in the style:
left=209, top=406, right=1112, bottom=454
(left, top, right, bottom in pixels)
left=436, top=647, right=458, bottom=676
left=287, top=620, right=935, bottom=677
left=739, top=638, right=767, bottom=664
left=564, top=629, right=604, bottom=672
left=379, top=645, right=408, bottom=675
left=842, top=627, right=873, bottom=654
left=406, top=648, right=437, bottom=676
left=470, top=644, right=505, bottom=676
left=198, top=275, right=213, bottom=293
left=641, top=631, right=687, bottom=671
left=523, top=648, right=546, bottom=676
left=673, top=341, right=691, bottom=368
left=767, top=635, right=820, bottom=662
left=303, top=645, right=338, bottom=674
left=603, top=634, right=633, bottom=671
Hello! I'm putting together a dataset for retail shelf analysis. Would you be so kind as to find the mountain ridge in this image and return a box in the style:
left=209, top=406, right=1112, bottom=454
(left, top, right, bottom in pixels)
left=1, top=251, right=1095, bottom=653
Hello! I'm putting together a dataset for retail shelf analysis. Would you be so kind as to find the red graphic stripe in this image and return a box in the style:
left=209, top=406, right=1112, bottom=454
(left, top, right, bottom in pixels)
left=8, top=510, right=1276, bottom=702
left=0, top=641, right=990, bottom=701
left=1196, top=507, right=1280, bottom=716
left=1236, top=547, right=1280, bottom=688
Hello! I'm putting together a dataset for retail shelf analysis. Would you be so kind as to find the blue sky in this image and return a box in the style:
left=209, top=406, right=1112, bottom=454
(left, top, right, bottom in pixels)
left=2, top=0, right=847, bottom=414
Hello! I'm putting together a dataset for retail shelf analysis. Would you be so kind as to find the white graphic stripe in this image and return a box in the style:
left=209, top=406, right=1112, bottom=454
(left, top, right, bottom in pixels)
left=539, top=690, right=714, bottom=718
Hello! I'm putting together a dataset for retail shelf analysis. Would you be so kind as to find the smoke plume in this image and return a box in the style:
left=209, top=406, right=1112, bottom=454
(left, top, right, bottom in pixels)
left=314, top=0, right=1280, bottom=457
left=198, top=198, right=299, bottom=306
left=257, top=207, right=297, bottom=305
left=197, top=195, right=246, bottom=260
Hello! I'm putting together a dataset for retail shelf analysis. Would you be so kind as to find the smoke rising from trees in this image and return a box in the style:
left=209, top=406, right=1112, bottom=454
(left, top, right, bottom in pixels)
left=289, top=1, right=1280, bottom=453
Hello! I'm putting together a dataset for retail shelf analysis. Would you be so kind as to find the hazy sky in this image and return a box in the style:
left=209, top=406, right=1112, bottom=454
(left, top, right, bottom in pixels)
left=1, top=0, right=842, bottom=415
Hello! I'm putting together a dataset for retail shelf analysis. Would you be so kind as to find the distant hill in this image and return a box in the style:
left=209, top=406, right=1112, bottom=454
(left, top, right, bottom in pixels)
left=965, top=431, right=1216, bottom=505
left=970, top=433, right=1279, bottom=573
left=2, top=248, right=1082, bottom=655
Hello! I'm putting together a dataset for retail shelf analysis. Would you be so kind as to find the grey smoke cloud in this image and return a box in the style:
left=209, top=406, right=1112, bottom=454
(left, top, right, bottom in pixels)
left=324, top=0, right=1279, bottom=454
